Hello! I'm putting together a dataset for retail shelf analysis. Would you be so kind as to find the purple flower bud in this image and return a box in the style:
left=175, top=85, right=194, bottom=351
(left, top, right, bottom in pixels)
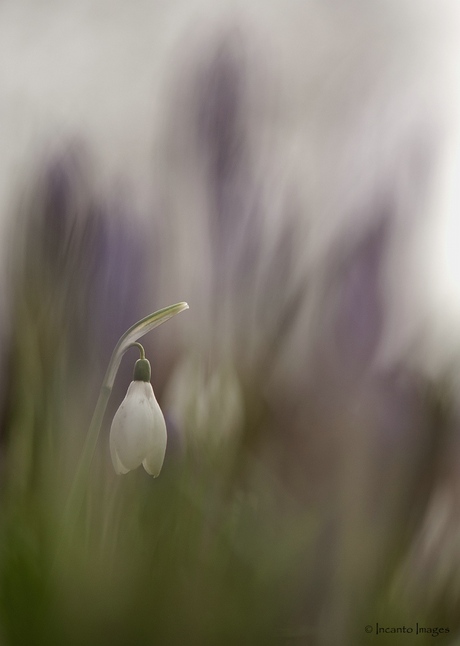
left=196, top=38, right=246, bottom=214
left=330, top=218, right=388, bottom=374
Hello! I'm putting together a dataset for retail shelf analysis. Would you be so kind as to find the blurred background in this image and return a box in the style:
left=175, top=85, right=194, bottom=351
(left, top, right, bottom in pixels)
left=1, top=1, right=460, bottom=644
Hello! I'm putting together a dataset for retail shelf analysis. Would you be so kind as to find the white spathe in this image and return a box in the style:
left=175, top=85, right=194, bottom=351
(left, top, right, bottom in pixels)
left=110, top=380, right=167, bottom=476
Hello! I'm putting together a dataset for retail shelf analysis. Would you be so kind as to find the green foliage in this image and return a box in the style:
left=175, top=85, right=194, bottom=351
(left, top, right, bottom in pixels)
left=0, top=416, right=317, bottom=646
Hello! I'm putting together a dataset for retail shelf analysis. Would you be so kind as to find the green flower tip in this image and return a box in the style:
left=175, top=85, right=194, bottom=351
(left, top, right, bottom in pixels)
left=133, top=358, right=151, bottom=382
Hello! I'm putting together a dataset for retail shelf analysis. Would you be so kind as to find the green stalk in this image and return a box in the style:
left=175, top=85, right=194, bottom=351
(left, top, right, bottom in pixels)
left=64, top=301, right=189, bottom=525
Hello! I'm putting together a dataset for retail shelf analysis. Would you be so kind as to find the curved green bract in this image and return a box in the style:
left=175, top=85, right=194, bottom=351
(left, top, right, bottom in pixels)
left=105, top=302, right=189, bottom=389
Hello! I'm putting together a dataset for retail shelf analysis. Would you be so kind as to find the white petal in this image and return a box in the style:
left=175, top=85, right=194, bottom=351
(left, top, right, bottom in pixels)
left=109, top=381, right=156, bottom=473
left=142, top=390, right=167, bottom=477
left=110, top=444, right=130, bottom=475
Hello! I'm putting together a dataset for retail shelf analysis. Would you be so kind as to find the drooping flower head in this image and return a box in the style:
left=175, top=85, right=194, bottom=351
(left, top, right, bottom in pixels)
left=110, top=353, right=167, bottom=477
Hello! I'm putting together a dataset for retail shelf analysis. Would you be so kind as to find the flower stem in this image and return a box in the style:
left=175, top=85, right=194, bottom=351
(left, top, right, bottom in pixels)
left=129, top=342, right=146, bottom=359
left=63, top=301, right=189, bottom=530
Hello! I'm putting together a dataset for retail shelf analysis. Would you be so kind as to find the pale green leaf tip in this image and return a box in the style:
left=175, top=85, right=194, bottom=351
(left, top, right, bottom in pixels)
left=168, top=301, right=189, bottom=316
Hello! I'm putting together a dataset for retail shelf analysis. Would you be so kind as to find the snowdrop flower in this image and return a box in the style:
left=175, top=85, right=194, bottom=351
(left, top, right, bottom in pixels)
left=110, top=353, right=167, bottom=476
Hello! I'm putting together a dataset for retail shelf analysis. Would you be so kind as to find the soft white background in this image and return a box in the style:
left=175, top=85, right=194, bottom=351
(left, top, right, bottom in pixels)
left=1, top=0, right=460, bottom=376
